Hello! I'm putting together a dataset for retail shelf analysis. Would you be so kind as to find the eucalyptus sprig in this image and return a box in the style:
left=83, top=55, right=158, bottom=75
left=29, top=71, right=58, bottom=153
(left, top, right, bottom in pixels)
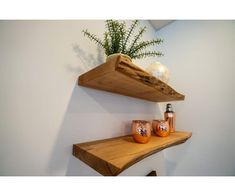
left=82, top=20, right=163, bottom=60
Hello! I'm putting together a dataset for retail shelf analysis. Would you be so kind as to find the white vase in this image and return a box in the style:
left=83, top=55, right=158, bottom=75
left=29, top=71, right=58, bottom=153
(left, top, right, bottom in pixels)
left=106, top=53, right=132, bottom=62
left=146, top=62, right=170, bottom=83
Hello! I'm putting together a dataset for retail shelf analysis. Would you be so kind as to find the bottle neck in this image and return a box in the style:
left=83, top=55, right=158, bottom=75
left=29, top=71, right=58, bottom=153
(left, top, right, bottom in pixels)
left=166, top=104, right=174, bottom=113
left=166, top=109, right=174, bottom=113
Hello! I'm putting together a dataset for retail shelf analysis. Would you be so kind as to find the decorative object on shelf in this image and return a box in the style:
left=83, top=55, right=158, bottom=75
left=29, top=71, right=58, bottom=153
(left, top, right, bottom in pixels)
left=146, top=62, right=170, bottom=83
left=132, top=120, right=151, bottom=144
left=154, top=120, right=170, bottom=137
left=106, top=53, right=132, bottom=62
left=82, top=20, right=163, bottom=61
left=164, top=103, right=175, bottom=133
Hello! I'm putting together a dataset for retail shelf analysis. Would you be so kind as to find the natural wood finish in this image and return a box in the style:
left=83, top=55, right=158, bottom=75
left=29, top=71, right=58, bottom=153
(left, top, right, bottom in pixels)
left=78, top=55, right=185, bottom=102
left=73, top=131, right=192, bottom=176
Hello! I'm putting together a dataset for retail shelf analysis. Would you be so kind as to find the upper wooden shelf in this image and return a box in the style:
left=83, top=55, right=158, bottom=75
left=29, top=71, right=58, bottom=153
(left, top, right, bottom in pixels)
left=78, top=55, right=185, bottom=102
left=73, top=131, right=192, bottom=176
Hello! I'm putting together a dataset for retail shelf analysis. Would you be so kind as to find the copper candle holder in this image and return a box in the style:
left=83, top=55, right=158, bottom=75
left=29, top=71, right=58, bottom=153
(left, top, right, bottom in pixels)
left=131, top=120, right=151, bottom=144
left=153, top=120, right=170, bottom=137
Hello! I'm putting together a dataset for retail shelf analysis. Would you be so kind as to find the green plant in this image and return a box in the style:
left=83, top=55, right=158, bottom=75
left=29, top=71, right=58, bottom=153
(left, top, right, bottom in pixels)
left=82, top=20, right=163, bottom=60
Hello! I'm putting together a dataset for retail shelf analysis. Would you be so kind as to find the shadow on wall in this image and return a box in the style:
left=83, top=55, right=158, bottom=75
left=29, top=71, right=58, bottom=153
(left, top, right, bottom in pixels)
left=46, top=84, right=161, bottom=175
left=73, top=44, right=104, bottom=66
left=46, top=46, right=162, bottom=175
left=164, top=141, right=192, bottom=176
left=67, top=44, right=104, bottom=74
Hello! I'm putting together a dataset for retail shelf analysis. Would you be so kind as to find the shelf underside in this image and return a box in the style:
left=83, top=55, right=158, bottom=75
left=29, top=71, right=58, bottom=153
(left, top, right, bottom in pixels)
left=78, top=55, right=185, bottom=102
left=73, top=131, right=192, bottom=176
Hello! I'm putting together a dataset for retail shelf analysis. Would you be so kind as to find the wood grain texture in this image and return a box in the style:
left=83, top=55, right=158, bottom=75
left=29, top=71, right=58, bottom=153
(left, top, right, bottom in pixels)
left=73, top=131, right=192, bottom=176
left=78, top=55, right=185, bottom=102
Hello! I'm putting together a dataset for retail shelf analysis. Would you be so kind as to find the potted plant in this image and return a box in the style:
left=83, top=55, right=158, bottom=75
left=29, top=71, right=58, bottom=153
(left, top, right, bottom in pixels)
left=82, top=20, right=163, bottom=62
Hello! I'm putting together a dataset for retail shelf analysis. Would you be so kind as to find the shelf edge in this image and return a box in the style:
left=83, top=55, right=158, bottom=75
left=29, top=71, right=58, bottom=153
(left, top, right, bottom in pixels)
left=73, top=132, right=192, bottom=176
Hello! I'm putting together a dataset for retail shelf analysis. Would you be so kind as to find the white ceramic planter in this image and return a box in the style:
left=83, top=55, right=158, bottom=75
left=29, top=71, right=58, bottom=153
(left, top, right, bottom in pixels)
left=106, top=53, right=132, bottom=62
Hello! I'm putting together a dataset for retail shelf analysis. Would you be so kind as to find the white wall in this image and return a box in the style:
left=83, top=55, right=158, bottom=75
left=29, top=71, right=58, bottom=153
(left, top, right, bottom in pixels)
left=157, top=20, right=235, bottom=175
left=0, top=20, right=166, bottom=176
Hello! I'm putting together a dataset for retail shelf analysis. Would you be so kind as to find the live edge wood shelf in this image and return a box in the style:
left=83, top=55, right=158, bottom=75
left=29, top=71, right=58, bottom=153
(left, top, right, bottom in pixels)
left=78, top=55, right=185, bottom=102
left=73, top=131, right=192, bottom=176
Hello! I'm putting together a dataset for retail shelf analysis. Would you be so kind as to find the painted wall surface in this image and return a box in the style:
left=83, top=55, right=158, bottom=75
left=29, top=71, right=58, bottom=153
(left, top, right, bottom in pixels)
left=157, top=20, right=235, bottom=175
left=0, top=20, right=165, bottom=176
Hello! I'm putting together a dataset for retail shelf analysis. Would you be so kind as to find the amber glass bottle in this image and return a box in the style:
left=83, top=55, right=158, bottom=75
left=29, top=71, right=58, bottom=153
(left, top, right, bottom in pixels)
left=164, top=103, right=175, bottom=133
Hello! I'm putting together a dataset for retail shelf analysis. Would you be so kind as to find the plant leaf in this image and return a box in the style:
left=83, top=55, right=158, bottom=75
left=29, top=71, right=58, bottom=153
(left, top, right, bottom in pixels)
left=126, top=27, right=146, bottom=56
left=130, top=39, right=163, bottom=56
left=132, top=51, right=164, bottom=59
left=82, top=29, right=104, bottom=48
left=122, top=20, right=139, bottom=53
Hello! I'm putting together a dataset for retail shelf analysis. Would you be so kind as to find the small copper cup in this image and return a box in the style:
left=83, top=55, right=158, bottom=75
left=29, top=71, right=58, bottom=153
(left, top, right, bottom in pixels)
left=132, top=120, right=151, bottom=144
left=153, top=120, right=170, bottom=137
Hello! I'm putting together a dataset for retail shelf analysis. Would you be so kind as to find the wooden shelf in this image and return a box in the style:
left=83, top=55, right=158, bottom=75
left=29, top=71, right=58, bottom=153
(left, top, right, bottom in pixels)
left=73, top=131, right=192, bottom=176
left=78, top=55, right=185, bottom=102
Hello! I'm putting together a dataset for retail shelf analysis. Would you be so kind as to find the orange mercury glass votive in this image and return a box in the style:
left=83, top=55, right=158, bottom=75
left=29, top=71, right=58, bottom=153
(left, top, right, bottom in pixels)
left=132, top=120, right=151, bottom=144
left=154, top=120, right=170, bottom=137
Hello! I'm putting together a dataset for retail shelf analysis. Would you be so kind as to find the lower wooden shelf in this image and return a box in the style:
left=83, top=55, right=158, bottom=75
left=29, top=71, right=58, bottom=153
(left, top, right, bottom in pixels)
left=73, top=131, right=192, bottom=176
